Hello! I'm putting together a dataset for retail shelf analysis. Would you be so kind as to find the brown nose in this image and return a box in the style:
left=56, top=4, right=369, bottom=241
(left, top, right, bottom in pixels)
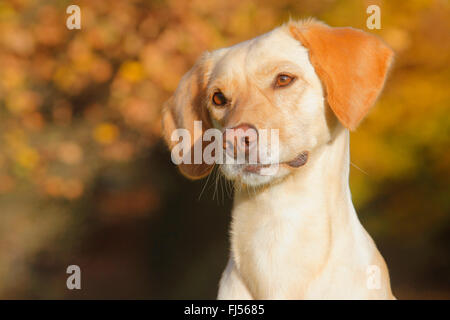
left=223, top=123, right=258, bottom=160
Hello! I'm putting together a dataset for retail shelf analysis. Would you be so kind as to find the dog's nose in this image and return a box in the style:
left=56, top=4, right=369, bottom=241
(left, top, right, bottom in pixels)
left=223, top=123, right=258, bottom=160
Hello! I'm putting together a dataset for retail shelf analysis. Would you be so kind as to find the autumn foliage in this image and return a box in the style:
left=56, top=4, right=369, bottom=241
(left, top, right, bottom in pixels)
left=0, top=0, right=448, bottom=298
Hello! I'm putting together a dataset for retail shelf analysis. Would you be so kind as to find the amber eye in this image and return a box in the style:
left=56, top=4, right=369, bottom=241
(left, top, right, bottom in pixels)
left=212, top=91, right=227, bottom=106
left=275, top=74, right=295, bottom=88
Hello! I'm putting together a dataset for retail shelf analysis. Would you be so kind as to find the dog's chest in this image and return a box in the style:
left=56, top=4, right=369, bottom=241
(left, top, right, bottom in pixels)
left=231, top=201, right=331, bottom=299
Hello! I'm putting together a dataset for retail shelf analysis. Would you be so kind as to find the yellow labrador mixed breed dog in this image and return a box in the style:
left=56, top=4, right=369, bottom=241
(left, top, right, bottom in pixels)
left=162, top=19, right=395, bottom=299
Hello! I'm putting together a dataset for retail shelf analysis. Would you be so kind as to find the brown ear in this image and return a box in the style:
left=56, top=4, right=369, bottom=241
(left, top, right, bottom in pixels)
left=161, top=52, right=214, bottom=179
left=289, top=21, right=394, bottom=130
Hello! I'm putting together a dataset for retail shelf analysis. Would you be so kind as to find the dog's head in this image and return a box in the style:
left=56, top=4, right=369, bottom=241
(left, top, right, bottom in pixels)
left=162, top=19, right=394, bottom=186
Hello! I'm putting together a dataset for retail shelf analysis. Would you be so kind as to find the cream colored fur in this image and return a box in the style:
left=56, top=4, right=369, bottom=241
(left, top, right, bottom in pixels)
left=218, top=126, right=394, bottom=299
left=162, top=19, right=395, bottom=299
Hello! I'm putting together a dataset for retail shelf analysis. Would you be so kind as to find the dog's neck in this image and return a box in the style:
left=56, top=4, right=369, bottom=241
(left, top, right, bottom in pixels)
left=230, top=125, right=365, bottom=298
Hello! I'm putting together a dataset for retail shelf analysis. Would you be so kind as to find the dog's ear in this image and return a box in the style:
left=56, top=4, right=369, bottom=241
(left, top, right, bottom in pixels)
left=162, top=52, right=214, bottom=179
left=289, top=21, right=394, bottom=130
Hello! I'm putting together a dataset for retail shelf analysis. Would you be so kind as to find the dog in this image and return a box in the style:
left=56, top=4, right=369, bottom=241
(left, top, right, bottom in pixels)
left=162, top=18, right=395, bottom=299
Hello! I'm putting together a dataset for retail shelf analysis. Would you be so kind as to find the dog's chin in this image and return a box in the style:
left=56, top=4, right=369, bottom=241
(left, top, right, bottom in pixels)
left=219, top=163, right=291, bottom=187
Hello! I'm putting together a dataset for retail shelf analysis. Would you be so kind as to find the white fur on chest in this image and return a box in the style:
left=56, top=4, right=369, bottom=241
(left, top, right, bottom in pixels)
left=231, top=179, right=334, bottom=298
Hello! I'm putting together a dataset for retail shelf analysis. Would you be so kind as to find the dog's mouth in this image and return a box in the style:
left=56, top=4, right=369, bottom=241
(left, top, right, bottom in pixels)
left=243, top=151, right=309, bottom=174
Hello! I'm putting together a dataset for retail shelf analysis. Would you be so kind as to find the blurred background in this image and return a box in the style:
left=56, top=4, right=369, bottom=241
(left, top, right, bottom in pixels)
left=0, top=0, right=448, bottom=299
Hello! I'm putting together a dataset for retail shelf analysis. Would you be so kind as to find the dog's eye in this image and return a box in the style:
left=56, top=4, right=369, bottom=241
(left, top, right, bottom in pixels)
left=212, top=91, right=227, bottom=106
left=275, top=74, right=295, bottom=88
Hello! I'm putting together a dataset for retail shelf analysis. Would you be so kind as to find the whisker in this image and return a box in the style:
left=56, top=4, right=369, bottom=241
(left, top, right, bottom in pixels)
left=213, top=166, right=220, bottom=204
left=226, top=178, right=233, bottom=199
left=198, top=165, right=214, bottom=200
left=212, top=167, right=217, bottom=201
left=350, top=161, right=369, bottom=176
left=220, top=174, right=225, bottom=205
